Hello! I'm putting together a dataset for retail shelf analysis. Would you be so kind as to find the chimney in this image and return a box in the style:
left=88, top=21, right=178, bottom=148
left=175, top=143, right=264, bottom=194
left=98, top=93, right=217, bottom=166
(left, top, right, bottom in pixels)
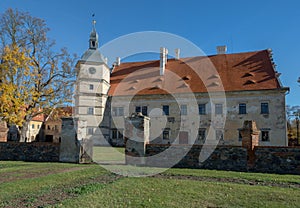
left=216, top=46, right=227, bottom=54
left=116, top=57, right=121, bottom=66
left=175, top=48, right=180, bottom=60
left=160, top=47, right=168, bottom=75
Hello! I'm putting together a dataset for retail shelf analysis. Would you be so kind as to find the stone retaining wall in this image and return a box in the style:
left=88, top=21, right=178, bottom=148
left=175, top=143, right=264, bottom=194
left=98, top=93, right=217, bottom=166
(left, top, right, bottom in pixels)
left=0, top=142, right=60, bottom=162
left=146, top=144, right=248, bottom=171
left=254, top=146, right=300, bottom=174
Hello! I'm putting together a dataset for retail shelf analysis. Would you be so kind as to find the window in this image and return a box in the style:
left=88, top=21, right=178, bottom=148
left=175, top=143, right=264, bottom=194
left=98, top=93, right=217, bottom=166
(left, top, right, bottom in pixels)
left=112, top=107, right=124, bottom=116
left=261, top=130, right=270, bottom=141
left=87, top=127, right=94, bottom=135
left=180, top=105, right=187, bottom=115
left=112, top=129, right=117, bottom=139
left=37, top=125, right=40, bottom=129
left=89, top=84, right=94, bottom=90
left=32, top=124, right=35, bottom=129
left=198, top=104, right=206, bottom=115
left=198, top=128, right=206, bottom=140
left=261, top=103, right=269, bottom=114
left=239, top=103, right=247, bottom=114
left=163, top=129, right=170, bottom=140
left=111, top=129, right=123, bottom=139
left=135, top=106, right=148, bottom=116
left=216, top=130, right=224, bottom=140
left=162, top=105, right=169, bottom=116
left=88, top=107, right=94, bottom=115
left=215, top=104, right=223, bottom=115
left=238, top=130, right=243, bottom=141
left=55, top=125, right=58, bottom=130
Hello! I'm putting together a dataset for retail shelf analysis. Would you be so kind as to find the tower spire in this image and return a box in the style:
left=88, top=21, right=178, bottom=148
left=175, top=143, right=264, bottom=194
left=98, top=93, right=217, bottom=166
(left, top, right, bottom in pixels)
left=89, top=14, right=99, bottom=50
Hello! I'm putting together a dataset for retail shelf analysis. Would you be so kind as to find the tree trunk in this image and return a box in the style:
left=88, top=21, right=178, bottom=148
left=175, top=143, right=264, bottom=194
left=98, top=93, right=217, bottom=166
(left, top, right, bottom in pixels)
left=19, top=120, right=30, bottom=142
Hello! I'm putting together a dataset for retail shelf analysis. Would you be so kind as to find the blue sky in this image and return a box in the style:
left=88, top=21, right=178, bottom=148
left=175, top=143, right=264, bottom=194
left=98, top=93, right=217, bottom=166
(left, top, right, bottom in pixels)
left=0, top=0, right=299, bottom=106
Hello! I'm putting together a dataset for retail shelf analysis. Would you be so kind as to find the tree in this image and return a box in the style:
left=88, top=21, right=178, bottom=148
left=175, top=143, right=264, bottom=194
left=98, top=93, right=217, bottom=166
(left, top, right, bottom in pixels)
left=0, top=8, right=76, bottom=141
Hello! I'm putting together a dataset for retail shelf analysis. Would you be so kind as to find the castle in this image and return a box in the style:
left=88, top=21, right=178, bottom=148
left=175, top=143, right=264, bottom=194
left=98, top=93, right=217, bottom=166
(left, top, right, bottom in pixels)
left=74, top=22, right=289, bottom=147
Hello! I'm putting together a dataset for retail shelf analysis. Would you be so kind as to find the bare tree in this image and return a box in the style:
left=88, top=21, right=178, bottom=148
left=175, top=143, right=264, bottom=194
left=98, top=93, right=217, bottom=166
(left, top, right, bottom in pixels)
left=0, top=8, right=77, bottom=141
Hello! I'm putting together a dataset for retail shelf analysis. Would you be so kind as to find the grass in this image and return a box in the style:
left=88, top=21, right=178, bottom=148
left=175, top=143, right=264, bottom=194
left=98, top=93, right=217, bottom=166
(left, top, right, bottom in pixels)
left=58, top=177, right=300, bottom=208
left=0, top=160, right=300, bottom=207
left=92, top=146, right=125, bottom=163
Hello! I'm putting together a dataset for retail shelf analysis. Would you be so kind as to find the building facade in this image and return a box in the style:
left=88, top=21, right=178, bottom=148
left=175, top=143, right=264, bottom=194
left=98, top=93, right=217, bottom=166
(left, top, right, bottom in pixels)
left=75, top=23, right=289, bottom=147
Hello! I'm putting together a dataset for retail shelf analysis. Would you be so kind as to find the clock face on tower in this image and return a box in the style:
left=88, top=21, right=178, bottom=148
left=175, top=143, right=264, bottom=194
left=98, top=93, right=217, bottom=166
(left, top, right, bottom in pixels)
left=89, top=67, right=96, bottom=74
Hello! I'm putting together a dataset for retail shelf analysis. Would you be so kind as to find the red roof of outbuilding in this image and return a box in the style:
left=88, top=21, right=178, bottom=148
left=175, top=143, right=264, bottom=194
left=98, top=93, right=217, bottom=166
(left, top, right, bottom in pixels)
left=108, top=50, right=283, bottom=96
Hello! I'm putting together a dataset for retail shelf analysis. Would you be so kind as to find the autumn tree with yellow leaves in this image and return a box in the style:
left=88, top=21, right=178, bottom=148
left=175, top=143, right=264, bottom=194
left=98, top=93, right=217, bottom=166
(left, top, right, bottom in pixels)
left=0, top=9, right=76, bottom=142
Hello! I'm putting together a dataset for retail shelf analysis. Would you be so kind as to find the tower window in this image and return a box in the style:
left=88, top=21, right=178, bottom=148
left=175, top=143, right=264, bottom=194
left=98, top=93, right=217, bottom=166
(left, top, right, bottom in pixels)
left=89, top=84, right=94, bottom=90
left=87, top=127, right=94, bottom=135
left=88, top=107, right=94, bottom=115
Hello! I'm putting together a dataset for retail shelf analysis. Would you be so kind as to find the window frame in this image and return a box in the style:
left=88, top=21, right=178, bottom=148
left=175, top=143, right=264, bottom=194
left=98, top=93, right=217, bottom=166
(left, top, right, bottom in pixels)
left=239, top=103, right=247, bottom=114
left=112, top=107, right=124, bottom=117
left=261, top=102, right=269, bottom=114
left=215, top=129, right=224, bottom=141
left=180, top=104, right=187, bottom=115
left=87, top=107, right=94, bottom=115
left=162, top=105, right=170, bottom=116
left=198, top=104, right=206, bottom=115
left=238, top=129, right=243, bottom=141
left=261, top=130, right=270, bottom=142
left=198, top=128, right=206, bottom=140
left=135, top=105, right=148, bottom=116
left=163, top=129, right=170, bottom=140
left=87, top=127, right=94, bottom=135
left=111, top=129, right=124, bottom=140
left=215, top=103, right=223, bottom=115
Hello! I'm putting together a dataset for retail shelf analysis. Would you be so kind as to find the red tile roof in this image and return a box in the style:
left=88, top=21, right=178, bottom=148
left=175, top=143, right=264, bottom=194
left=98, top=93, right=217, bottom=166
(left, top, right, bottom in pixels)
left=32, top=114, right=45, bottom=122
left=45, top=107, right=74, bottom=122
left=108, top=50, right=284, bottom=96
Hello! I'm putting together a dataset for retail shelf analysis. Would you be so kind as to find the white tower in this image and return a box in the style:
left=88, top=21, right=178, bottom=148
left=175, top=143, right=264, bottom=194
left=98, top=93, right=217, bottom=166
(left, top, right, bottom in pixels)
left=74, top=20, right=110, bottom=142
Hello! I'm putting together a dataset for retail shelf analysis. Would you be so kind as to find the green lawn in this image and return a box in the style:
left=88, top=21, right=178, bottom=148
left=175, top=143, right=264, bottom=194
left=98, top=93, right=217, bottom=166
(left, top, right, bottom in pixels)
left=0, top=161, right=300, bottom=208
left=92, top=146, right=125, bottom=163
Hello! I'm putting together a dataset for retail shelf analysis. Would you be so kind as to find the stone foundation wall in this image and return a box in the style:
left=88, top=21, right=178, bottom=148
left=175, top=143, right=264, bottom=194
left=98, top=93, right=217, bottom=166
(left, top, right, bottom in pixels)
left=0, top=142, right=59, bottom=162
left=254, top=146, right=300, bottom=174
left=143, top=144, right=300, bottom=174
left=145, top=144, right=247, bottom=171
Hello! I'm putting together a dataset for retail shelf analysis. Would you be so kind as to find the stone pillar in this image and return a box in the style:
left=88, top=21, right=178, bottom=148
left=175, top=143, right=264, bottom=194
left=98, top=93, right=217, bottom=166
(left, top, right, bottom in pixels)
left=125, top=113, right=150, bottom=166
left=77, top=119, right=93, bottom=163
left=240, top=120, right=260, bottom=169
left=79, top=138, right=93, bottom=163
left=0, top=121, right=8, bottom=142
left=59, top=117, right=80, bottom=163
left=60, top=118, right=93, bottom=163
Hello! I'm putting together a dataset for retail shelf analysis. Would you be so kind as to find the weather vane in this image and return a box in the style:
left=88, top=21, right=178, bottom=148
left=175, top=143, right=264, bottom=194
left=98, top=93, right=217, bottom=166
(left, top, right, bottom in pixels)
left=92, top=13, right=96, bottom=29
